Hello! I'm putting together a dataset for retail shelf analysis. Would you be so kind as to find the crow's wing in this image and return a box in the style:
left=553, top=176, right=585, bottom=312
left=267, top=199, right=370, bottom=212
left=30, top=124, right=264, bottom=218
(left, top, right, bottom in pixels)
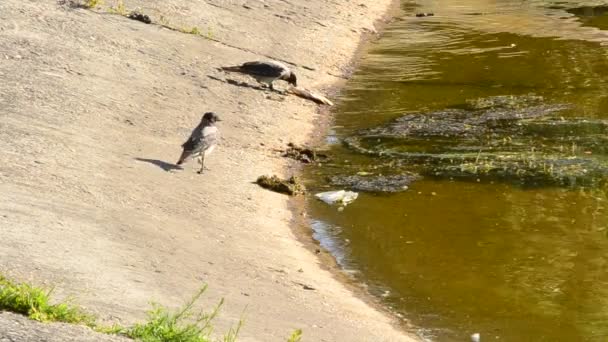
left=181, top=121, right=204, bottom=151
left=240, top=61, right=287, bottom=78
left=183, top=125, right=218, bottom=151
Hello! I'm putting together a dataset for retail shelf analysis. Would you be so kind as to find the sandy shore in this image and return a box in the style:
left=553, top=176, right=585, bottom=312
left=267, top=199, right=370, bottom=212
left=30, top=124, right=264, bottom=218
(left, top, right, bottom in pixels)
left=0, top=0, right=417, bottom=341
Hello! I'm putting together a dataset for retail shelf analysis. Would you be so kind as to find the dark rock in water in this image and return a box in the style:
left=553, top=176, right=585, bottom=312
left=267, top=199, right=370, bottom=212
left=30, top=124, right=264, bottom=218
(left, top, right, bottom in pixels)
left=281, top=143, right=329, bottom=164
left=330, top=173, right=421, bottom=193
left=256, top=175, right=305, bottom=195
left=415, top=13, right=434, bottom=17
left=128, top=11, right=152, bottom=24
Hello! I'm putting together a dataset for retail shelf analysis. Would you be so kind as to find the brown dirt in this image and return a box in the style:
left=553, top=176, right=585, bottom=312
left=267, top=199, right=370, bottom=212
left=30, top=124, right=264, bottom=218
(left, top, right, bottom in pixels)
left=0, top=0, right=417, bottom=341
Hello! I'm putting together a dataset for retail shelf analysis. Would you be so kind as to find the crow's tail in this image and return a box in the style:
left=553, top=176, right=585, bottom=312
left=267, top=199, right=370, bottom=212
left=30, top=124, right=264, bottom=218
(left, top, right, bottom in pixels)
left=176, top=149, right=191, bottom=165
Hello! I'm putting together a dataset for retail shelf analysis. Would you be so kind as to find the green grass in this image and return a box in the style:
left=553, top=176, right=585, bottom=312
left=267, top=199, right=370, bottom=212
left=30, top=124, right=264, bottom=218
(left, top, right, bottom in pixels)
left=0, top=275, right=302, bottom=342
left=83, top=0, right=104, bottom=9
left=122, top=285, right=241, bottom=342
left=286, top=329, right=302, bottom=342
left=109, top=0, right=127, bottom=15
left=179, top=26, right=202, bottom=35
left=0, top=276, right=241, bottom=342
left=0, top=275, right=94, bottom=325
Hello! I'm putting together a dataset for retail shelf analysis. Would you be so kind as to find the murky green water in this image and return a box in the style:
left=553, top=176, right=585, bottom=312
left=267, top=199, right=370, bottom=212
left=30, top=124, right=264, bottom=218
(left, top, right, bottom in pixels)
left=305, top=1, right=608, bottom=340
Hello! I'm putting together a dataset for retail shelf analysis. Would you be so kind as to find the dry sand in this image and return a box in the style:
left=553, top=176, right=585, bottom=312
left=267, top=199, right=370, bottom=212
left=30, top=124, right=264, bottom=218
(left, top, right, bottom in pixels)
left=0, top=0, right=417, bottom=341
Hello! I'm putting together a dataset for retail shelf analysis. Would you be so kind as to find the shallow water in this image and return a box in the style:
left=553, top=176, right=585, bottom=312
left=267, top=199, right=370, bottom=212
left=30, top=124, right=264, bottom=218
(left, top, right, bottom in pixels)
left=305, top=1, right=608, bottom=340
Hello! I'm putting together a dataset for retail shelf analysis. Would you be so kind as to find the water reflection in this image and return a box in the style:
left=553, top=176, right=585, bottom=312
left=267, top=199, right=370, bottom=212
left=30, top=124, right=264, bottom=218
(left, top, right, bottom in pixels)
left=306, top=0, right=608, bottom=340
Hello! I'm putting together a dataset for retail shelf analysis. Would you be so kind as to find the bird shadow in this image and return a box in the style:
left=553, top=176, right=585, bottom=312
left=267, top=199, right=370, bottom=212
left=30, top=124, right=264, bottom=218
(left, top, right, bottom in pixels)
left=206, top=75, right=286, bottom=94
left=135, top=158, right=182, bottom=172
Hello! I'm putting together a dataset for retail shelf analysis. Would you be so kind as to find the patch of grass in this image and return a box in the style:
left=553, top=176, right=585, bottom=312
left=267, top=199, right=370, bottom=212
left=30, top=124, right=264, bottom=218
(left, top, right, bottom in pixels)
left=0, top=275, right=243, bottom=342
left=109, top=0, right=127, bottom=15
left=286, top=329, right=302, bottom=342
left=159, top=15, right=170, bottom=26
left=175, top=25, right=215, bottom=39
left=0, top=275, right=94, bottom=326
left=205, top=27, right=215, bottom=40
left=179, top=26, right=202, bottom=35
left=222, top=319, right=243, bottom=342
left=122, top=285, right=241, bottom=342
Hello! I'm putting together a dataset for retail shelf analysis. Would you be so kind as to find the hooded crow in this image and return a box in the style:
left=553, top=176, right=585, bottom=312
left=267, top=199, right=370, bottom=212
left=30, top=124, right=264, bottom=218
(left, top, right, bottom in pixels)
left=220, top=61, right=297, bottom=90
left=176, top=112, right=221, bottom=174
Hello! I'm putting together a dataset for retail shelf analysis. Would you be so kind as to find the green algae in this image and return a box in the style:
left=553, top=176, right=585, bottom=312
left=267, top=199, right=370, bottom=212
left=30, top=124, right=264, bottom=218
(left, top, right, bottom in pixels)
left=341, top=95, right=608, bottom=187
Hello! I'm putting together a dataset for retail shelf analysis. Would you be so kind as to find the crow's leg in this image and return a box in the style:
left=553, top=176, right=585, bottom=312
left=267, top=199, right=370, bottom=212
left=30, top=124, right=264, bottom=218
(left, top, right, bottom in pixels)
left=197, top=154, right=205, bottom=174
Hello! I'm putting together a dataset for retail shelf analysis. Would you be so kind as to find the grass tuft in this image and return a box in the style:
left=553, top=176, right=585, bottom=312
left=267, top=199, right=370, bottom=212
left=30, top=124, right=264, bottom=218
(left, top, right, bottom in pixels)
left=83, top=0, right=103, bottom=9
left=110, top=0, right=127, bottom=15
left=286, top=329, right=302, bottom=342
left=179, top=26, right=202, bottom=35
left=0, top=275, right=94, bottom=325
left=123, top=285, right=241, bottom=342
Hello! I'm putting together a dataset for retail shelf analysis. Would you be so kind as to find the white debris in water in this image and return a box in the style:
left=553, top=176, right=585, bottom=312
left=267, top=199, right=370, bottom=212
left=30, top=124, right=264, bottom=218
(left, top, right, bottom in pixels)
left=315, top=190, right=359, bottom=206
left=471, top=333, right=480, bottom=342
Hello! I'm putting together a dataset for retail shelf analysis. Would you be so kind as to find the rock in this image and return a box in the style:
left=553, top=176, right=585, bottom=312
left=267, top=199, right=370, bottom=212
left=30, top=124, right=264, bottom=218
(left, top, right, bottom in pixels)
left=256, top=175, right=305, bottom=195
left=127, top=11, right=152, bottom=24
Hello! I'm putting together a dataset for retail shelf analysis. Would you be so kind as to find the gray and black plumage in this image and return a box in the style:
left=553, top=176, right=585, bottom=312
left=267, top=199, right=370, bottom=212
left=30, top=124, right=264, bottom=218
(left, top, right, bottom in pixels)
left=220, top=61, right=297, bottom=90
left=176, top=112, right=221, bottom=174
